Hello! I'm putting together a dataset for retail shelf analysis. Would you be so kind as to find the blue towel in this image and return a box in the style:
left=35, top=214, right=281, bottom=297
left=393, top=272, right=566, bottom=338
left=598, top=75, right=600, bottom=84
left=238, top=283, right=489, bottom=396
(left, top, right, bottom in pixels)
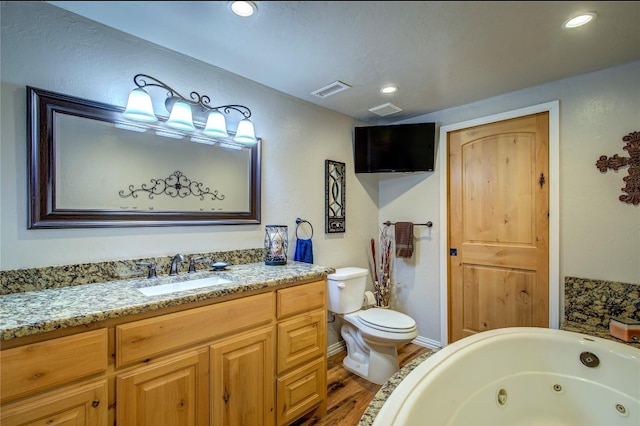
left=294, top=238, right=313, bottom=263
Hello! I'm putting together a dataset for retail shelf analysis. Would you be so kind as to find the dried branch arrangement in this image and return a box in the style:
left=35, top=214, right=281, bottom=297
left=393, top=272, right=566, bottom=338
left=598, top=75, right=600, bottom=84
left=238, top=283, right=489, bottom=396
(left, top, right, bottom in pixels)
left=369, top=225, right=394, bottom=307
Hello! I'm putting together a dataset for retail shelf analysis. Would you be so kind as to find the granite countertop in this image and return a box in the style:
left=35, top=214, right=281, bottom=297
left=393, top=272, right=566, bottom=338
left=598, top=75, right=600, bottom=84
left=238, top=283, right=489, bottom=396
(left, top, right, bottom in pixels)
left=0, top=261, right=334, bottom=341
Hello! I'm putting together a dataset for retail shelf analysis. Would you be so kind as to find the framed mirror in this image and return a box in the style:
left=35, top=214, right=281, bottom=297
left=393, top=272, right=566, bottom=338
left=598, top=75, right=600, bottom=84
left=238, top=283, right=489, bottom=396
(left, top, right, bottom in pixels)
left=27, top=87, right=261, bottom=228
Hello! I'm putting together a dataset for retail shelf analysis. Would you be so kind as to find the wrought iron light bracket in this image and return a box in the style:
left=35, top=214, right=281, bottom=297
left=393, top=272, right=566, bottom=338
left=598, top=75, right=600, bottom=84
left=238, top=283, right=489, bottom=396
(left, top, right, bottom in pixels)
left=132, top=73, right=252, bottom=120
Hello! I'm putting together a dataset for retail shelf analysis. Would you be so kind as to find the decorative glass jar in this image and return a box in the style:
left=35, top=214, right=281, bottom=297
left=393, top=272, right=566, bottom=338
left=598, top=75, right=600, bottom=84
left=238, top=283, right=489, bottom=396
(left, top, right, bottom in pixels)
left=264, top=225, right=288, bottom=265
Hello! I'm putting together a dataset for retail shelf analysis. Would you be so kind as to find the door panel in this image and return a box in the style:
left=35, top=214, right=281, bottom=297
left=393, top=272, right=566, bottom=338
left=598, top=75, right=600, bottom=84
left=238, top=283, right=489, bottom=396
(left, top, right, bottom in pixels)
left=463, top=265, right=535, bottom=333
left=449, top=112, right=549, bottom=342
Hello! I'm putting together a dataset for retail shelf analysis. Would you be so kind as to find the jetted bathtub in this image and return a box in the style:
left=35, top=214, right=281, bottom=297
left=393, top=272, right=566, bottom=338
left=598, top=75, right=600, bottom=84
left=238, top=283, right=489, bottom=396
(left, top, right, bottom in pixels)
left=372, top=327, right=640, bottom=425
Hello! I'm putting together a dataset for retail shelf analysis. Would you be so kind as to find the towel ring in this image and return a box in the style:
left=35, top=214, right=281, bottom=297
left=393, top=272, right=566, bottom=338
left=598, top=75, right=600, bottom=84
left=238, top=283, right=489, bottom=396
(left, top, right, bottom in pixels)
left=295, top=218, right=314, bottom=239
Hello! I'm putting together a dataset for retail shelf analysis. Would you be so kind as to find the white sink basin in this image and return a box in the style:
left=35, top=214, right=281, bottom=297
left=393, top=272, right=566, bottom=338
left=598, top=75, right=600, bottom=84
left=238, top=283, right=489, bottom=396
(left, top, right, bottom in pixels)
left=137, top=276, right=232, bottom=296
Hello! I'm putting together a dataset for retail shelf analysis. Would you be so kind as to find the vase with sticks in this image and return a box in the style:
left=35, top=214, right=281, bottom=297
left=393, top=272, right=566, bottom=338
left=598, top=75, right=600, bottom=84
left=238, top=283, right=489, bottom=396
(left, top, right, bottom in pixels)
left=369, top=226, right=394, bottom=308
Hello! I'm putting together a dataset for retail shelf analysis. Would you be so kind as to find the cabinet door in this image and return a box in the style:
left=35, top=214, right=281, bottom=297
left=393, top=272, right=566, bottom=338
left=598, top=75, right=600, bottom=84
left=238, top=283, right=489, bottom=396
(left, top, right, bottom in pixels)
left=0, top=380, right=107, bottom=426
left=210, top=326, right=274, bottom=426
left=117, top=348, right=209, bottom=426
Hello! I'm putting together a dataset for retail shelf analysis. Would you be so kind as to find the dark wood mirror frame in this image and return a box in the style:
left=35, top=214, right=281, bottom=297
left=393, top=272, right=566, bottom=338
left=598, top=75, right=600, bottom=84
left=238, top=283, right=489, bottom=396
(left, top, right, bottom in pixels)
left=27, top=86, right=261, bottom=228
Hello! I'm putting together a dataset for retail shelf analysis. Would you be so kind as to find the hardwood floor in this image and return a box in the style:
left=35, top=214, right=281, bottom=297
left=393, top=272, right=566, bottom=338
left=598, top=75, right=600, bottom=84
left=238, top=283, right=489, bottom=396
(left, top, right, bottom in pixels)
left=291, top=343, right=431, bottom=426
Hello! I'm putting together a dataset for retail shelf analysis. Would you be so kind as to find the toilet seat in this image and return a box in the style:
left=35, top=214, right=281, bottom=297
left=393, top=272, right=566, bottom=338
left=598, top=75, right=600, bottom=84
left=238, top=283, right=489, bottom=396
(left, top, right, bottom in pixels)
left=357, top=308, right=417, bottom=333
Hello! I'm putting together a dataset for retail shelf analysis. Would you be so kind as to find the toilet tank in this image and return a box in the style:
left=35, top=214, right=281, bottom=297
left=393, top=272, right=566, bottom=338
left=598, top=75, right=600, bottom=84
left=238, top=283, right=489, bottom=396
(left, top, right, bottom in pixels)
left=327, top=267, right=369, bottom=314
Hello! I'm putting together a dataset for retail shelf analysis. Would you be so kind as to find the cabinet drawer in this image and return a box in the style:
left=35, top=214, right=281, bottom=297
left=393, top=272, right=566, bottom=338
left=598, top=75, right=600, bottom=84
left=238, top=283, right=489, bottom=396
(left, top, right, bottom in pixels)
left=277, top=309, right=325, bottom=373
left=277, top=280, right=326, bottom=319
left=276, top=357, right=326, bottom=426
left=0, top=379, right=108, bottom=426
left=116, top=292, right=274, bottom=366
left=0, top=329, right=108, bottom=402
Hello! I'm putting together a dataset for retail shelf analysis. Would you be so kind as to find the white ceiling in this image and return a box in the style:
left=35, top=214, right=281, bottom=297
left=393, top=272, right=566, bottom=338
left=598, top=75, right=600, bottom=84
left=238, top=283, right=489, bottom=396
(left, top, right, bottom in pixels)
left=47, top=1, right=640, bottom=124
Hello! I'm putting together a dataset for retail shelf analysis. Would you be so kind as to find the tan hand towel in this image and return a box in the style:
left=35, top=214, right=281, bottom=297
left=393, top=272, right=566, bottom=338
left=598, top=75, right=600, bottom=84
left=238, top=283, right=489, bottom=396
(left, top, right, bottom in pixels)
left=394, top=222, right=414, bottom=258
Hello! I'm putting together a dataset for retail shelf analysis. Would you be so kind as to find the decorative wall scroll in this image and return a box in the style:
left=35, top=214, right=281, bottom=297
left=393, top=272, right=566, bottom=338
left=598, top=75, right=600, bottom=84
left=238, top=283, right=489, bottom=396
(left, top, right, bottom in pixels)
left=596, top=131, right=640, bottom=205
left=325, top=159, right=346, bottom=233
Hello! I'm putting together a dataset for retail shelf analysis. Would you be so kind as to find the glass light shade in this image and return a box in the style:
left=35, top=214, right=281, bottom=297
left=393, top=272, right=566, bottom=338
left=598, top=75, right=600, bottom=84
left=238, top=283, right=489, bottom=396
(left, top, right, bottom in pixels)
left=190, top=136, right=216, bottom=145
left=155, top=130, right=184, bottom=139
left=233, top=118, right=257, bottom=144
left=166, top=101, right=196, bottom=131
left=219, top=141, right=244, bottom=150
left=203, top=110, right=229, bottom=138
left=123, top=88, right=157, bottom=123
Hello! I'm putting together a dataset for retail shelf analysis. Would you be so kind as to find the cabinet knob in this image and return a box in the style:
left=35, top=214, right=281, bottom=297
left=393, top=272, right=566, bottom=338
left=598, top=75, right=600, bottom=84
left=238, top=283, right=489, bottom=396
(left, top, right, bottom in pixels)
left=92, top=400, right=100, bottom=408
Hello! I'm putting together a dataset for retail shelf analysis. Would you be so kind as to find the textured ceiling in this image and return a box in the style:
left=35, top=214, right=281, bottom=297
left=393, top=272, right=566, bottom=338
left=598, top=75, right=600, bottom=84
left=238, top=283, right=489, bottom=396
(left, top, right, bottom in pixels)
left=47, top=1, right=640, bottom=124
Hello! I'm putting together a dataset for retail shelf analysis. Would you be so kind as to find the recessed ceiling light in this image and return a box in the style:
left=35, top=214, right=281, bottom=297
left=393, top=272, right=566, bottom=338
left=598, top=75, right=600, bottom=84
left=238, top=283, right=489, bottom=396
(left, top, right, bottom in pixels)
left=229, top=1, right=257, bottom=18
left=562, top=12, right=597, bottom=29
left=381, top=85, right=398, bottom=94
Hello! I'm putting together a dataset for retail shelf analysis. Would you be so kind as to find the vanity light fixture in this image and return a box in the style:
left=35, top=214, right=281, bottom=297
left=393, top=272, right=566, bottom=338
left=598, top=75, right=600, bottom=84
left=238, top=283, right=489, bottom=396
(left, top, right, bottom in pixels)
left=123, top=74, right=257, bottom=145
left=562, top=12, right=597, bottom=29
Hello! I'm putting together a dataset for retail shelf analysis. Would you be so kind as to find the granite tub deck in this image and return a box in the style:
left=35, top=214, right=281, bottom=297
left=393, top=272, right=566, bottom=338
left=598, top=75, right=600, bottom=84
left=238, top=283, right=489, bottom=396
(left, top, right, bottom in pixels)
left=0, top=261, right=334, bottom=341
left=358, top=349, right=439, bottom=426
left=563, top=276, right=640, bottom=347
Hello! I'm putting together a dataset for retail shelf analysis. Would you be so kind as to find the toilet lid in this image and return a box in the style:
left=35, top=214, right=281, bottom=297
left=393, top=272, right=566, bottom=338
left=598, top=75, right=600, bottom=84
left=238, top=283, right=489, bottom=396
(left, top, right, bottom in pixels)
left=358, top=308, right=416, bottom=333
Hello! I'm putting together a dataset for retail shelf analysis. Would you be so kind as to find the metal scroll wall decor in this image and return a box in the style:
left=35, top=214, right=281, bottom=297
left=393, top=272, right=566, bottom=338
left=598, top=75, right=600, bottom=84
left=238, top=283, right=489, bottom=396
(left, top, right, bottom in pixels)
left=325, top=159, right=346, bottom=233
left=119, top=170, right=225, bottom=206
left=596, top=131, right=640, bottom=205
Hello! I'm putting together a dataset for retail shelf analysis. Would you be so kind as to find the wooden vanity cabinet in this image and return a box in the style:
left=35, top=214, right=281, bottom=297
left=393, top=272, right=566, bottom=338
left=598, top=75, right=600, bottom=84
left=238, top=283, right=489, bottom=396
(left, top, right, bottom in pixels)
left=0, top=279, right=328, bottom=426
left=275, top=280, right=327, bottom=425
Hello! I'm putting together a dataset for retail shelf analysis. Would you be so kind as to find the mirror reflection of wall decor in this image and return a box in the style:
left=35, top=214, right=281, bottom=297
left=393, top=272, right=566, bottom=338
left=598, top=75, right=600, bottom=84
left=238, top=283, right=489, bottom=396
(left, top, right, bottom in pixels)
left=325, top=159, right=346, bottom=233
left=27, top=87, right=261, bottom=228
left=595, top=130, right=639, bottom=205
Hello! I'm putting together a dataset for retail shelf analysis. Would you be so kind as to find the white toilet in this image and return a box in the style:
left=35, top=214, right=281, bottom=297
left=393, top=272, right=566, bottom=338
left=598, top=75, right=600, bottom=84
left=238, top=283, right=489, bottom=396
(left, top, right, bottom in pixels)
left=327, top=267, right=418, bottom=385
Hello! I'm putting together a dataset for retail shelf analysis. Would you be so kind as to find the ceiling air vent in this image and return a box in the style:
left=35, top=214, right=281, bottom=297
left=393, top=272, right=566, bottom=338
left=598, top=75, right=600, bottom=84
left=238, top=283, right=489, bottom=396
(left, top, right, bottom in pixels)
left=369, top=102, right=403, bottom=117
left=311, top=81, right=351, bottom=98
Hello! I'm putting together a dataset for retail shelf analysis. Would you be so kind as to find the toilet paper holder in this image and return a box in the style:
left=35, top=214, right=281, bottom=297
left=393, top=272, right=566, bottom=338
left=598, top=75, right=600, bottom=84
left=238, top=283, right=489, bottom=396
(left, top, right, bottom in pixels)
left=363, top=290, right=377, bottom=308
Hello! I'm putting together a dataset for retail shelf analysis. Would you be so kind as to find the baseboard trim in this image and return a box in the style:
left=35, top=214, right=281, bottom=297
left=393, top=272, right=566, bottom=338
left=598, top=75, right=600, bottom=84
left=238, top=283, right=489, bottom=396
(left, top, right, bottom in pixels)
left=412, top=335, right=442, bottom=349
left=327, top=340, right=346, bottom=357
left=327, top=335, right=440, bottom=357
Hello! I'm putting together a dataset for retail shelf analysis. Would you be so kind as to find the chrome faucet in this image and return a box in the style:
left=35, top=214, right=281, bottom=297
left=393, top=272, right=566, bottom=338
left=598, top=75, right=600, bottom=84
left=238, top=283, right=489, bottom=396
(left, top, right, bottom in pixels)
left=188, top=256, right=207, bottom=273
left=169, top=254, right=185, bottom=276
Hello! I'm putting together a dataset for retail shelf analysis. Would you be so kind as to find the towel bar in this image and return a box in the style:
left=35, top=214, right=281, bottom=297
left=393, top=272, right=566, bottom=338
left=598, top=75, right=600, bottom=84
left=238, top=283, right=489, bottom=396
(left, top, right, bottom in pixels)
left=383, top=220, right=433, bottom=228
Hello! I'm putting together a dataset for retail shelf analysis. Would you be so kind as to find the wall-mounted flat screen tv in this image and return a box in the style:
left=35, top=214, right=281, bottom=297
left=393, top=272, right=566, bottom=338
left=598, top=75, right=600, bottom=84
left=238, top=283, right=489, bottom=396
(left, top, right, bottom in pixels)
left=354, top=122, right=436, bottom=173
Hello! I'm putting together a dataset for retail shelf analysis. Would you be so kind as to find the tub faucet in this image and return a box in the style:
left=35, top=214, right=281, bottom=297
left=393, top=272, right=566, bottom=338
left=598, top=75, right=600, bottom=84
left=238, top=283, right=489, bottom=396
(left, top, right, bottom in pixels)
left=169, top=254, right=185, bottom=276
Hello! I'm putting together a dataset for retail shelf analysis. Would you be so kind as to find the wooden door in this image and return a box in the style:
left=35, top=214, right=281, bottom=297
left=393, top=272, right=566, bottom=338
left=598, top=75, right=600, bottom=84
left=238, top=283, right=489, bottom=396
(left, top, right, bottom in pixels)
left=448, top=112, right=549, bottom=343
left=210, top=326, right=275, bottom=426
left=117, top=348, right=209, bottom=426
